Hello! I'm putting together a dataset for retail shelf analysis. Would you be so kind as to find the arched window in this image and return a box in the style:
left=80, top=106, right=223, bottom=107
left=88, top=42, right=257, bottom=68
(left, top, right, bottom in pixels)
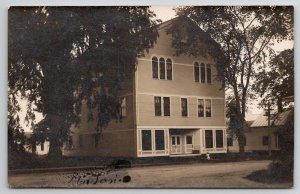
left=201, top=63, right=206, bottom=83
left=166, top=58, right=172, bottom=80
left=194, top=62, right=200, bottom=82
left=159, top=57, right=166, bottom=79
left=152, top=56, right=158, bottom=79
left=207, top=64, right=212, bottom=84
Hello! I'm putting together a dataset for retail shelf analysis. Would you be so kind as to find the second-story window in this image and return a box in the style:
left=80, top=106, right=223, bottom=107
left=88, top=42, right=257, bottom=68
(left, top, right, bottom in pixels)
left=154, top=96, right=170, bottom=116
left=205, top=99, right=212, bottom=117
left=154, top=96, right=162, bottom=116
left=198, top=99, right=204, bottom=117
left=181, top=98, right=188, bottom=117
left=163, top=97, right=170, bottom=116
left=152, top=56, right=173, bottom=80
left=159, top=58, right=165, bottom=79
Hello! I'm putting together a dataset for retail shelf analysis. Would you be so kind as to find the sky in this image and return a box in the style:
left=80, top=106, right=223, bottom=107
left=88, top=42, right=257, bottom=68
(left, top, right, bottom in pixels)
left=18, top=6, right=294, bottom=132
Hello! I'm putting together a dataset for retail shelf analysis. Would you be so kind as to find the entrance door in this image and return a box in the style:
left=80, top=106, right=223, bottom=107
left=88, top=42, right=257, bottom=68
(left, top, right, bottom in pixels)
left=171, top=135, right=181, bottom=154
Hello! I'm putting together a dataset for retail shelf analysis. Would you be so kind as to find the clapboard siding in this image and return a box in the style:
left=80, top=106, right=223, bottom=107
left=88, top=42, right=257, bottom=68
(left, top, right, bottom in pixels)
left=137, top=94, right=225, bottom=127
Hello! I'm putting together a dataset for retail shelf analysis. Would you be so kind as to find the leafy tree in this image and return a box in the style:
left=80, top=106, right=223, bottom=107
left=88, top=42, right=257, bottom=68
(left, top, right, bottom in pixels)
left=8, top=6, right=159, bottom=158
left=168, top=6, right=293, bottom=153
left=253, top=49, right=294, bottom=111
left=271, top=107, right=294, bottom=180
left=253, top=48, right=294, bottom=179
left=8, top=92, right=26, bottom=154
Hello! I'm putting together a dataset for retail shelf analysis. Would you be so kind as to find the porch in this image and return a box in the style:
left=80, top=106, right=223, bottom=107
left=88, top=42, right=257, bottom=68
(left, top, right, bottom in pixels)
left=137, top=128, right=227, bottom=157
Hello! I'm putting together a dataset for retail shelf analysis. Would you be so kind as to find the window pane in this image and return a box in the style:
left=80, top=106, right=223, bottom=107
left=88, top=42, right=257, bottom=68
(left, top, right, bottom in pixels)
left=41, top=143, right=44, bottom=151
left=166, top=59, right=172, bottom=80
left=154, top=96, right=161, bottom=116
left=152, top=57, right=158, bottom=79
left=155, top=130, right=165, bottom=150
left=201, top=63, right=206, bottom=83
left=205, top=130, right=213, bottom=148
left=198, top=99, right=204, bottom=117
left=172, top=136, right=176, bottom=145
left=216, top=130, right=224, bottom=148
left=207, top=64, right=212, bottom=84
left=186, top=136, right=193, bottom=144
left=163, top=97, right=170, bottom=116
left=262, top=136, right=269, bottom=145
left=142, top=130, right=152, bottom=151
left=205, top=99, right=212, bottom=117
left=177, top=136, right=180, bottom=144
left=194, top=62, right=199, bottom=82
left=159, top=58, right=165, bottom=79
left=181, top=98, right=188, bottom=117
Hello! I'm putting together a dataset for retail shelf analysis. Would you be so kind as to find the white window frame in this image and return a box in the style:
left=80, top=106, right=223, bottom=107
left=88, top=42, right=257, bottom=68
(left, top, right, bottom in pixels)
left=197, top=98, right=213, bottom=118
left=180, top=97, right=189, bottom=117
left=151, top=55, right=173, bottom=81
left=154, top=96, right=171, bottom=117
left=193, top=62, right=213, bottom=84
left=138, top=129, right=169, bottom=157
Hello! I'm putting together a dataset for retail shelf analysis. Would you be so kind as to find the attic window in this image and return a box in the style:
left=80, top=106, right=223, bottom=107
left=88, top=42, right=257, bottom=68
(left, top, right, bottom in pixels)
left=152, top=56, right=173, bottom=80
left=194, top=62, right=212, bottom=84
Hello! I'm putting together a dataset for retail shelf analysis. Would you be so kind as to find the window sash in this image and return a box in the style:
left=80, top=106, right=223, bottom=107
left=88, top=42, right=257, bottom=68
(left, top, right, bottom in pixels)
left=216, top=130, right=224, bottom=148
left=154, top=96, right=162, bottom=116
left=142, top=130, right=152, bottom=151
left=198, top=99, right=204, bottom=117
left=205, top=99, right=212, bottom=117
left=186, top=136, right=193, bottom=145
left=201, top=63, right=206, bottom=83
left=159, top=58, right=165, bottom=79
left=155, top=130, right=165, bottom=150
left=163, top=97, right=170, bottom=116
left=181, top=98, right=188, bottom=117
left=166, top=59, right=172, bottom=80
left=194, top=62, right=200, bottom=82
left=152, top=57, right=158, bottom=79
left=205, top=130, right=213, bottom=148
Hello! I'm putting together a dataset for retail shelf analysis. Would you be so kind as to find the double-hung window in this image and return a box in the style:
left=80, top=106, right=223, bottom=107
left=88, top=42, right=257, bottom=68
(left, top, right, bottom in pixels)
left=198, top=99, right=212, bottom=117
left=154, top=96, right=170, bottom=116
left=205, top=99, right=212, bottom=117
left=181, top=98, right=188, bottom=117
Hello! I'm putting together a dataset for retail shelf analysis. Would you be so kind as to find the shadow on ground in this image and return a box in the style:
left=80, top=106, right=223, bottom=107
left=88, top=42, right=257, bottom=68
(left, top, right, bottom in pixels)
left=245, top=169, right=293, bottom=184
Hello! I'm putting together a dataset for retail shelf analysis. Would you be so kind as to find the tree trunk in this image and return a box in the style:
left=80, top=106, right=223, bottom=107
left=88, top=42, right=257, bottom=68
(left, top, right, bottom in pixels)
left=277, top=97, right=283, bottom=113
left=46, top=114, right=63, bottom=160
left=47, top=135, right=62, bottom=159
left=238, top=95, right=247, bottom=154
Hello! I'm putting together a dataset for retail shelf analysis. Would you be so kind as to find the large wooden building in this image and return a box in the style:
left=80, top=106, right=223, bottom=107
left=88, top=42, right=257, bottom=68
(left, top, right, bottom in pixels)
left=63, top=18, right=227, bottom=157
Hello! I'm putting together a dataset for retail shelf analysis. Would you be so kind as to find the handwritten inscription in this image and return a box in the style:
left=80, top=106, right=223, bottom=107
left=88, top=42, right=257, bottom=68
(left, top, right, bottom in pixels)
left=65, top=167, right=131, bottom=185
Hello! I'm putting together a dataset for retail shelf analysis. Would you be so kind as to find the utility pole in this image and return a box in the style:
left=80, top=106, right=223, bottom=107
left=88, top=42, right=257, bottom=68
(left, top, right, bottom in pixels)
left=266, top=101, right=272, bottom=157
